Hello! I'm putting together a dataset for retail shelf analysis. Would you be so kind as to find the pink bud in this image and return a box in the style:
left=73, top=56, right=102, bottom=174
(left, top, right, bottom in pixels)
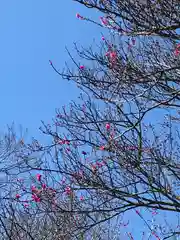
left=16, top=194, right=20, bottom=199
left=174, top=43, right=180, bottom=56
left=76, top=13, right=81, bottom=18
left=76, top=13, right=84, bottom=20
left=32, top=194, right=41, bottom=202
left=102, top=36, right=105, bottom=41
left=79, top=65, right=85, bottom=70
left=31, top=185, right=36, bottom=192
left=99, top=145, right=105, bottom=150
left=42, top=183, right=46, bottom=189
left=36, top=174, right=42, bottom=181
left=105, top=123, right=111, bottom=130
left=109, top=51, right=117, bottom=60
left=80, top=195, right=84, bottom=201
left=175, top=49, right=180, bottom=56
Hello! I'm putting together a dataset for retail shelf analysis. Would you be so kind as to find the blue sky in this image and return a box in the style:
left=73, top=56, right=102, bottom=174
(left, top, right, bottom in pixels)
left=0, top=0, right=100, bottom=140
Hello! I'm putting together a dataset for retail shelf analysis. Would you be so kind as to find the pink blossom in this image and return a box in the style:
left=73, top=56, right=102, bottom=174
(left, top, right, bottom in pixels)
left=24, top=203, right=29, bottom=208
left=31, top=185, right=37, bottom=192
left=15, top=194, right=20, bottom=199
left=152, top=211, right=158, bottom=215
left=79, top=65, right=85, bottom=70
left=65, top=186, right=72, bottom=195
left=76, top=13, right=84, bottom=20
left=105, top=123, right=110, bottom=130
left=91, top=164, right=97, bottom=173
left=174, top=43, right=180, bottom=56
left=96, top=161, right=103, bottom=167
left=59, top=140, right=66, bottom=144
left=80, top=195, right=84, bottom=201
left=102, top=36, right=105, bottom=41
left=109, top=51, right=117, bottom=61
left=76, top=13, right=81, bottom=18
left=32, top=194, right=41, bottom=202
left=36, top=174, right=42, bottom=181
left=175, top=49, right=180, bottom=56
left=42, top=183, right=46, bottom=189
left=65, top=140, right=70, bottom=145
left=99, top=145, right=105, bottom=150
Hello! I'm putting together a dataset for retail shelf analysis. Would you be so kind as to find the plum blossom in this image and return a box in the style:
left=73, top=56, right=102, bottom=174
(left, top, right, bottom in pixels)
left=36, top=174, right=42, bottom=181
left=174, top=43, right=180, bottom=56
left=79, top=65, right=85, bottom=70
left=109, top=51, right=117, bottom=62
left=31, top=185, right=37, bottom=192
left=99, top=145, right=105, bottom=150
left=76, top=13, right=84, bottom=20
left=42, top=183, right=46, bottom=189
left=15, top=194, right=20, bottom=199
left=65, top=186, right=72, bottom=195
left=80, top=195, right=84, bottom=201
left=32, top=194, right=41, bottom=202
left=105, top=123, right=111, bottom=130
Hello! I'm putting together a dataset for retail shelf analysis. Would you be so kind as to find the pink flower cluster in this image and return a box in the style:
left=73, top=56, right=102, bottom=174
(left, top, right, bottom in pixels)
left=106, top=50, right=118, bottom=66
left=175, top=43, right=180, bottom=56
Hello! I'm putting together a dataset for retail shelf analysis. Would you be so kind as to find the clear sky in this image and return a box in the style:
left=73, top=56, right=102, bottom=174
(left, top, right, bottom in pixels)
left=0, top=0, right=100, bottom=140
